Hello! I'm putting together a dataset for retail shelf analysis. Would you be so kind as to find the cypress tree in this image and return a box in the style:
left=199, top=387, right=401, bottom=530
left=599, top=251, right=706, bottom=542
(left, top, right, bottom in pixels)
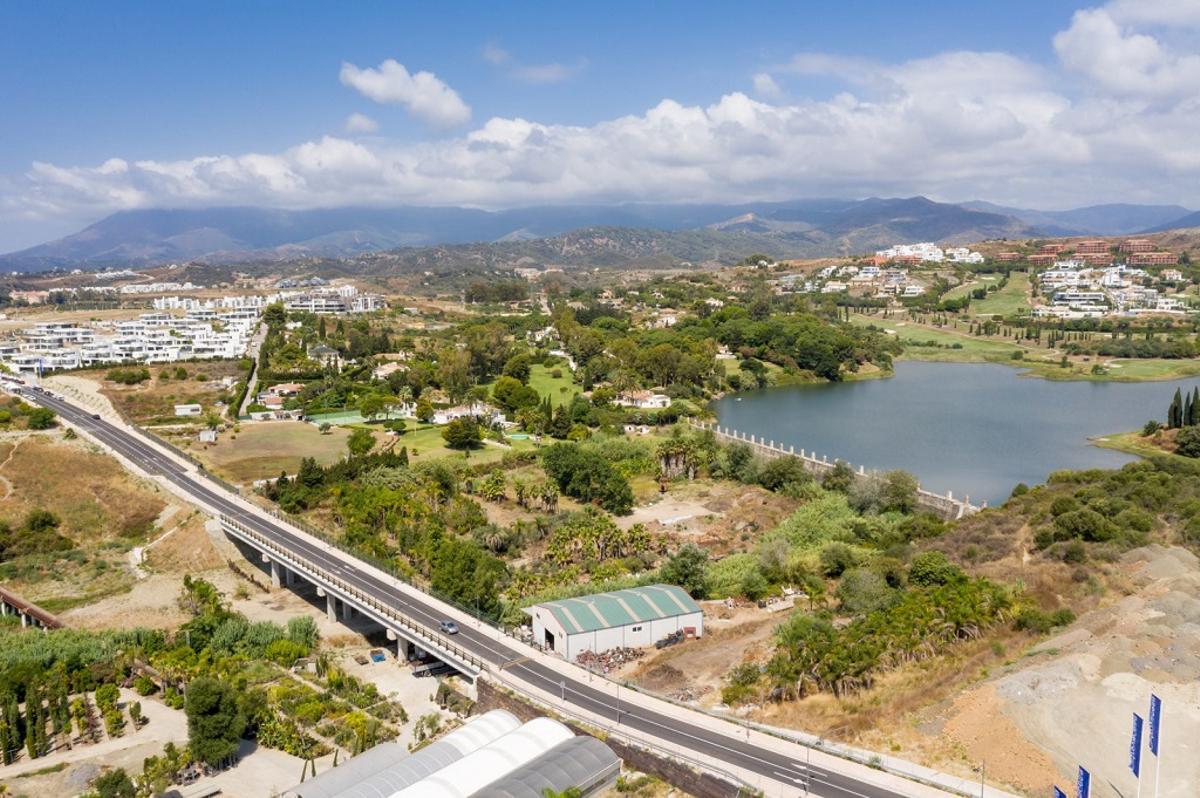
left=1191, top=387, right=1200, bottom=426
left=1170, top=387, right=1183, bottom=428
left=4, top=693, right=20, bottom=760
left=1184, top=393, right=1192, bottom=428
left=0, top=694, right=11, bottom=765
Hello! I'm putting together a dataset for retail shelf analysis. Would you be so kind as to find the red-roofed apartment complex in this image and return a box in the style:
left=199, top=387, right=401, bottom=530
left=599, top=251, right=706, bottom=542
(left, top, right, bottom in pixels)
left=1074, top=240, right=1110, bottom=255
left=1120, top=239, right=1157, bottom=254
left=1129, top=251, right=1179, bottom=266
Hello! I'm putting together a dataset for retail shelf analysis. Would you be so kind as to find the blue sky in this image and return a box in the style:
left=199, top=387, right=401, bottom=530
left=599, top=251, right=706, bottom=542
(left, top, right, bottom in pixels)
left=2, top=0, right=1198, bottom=250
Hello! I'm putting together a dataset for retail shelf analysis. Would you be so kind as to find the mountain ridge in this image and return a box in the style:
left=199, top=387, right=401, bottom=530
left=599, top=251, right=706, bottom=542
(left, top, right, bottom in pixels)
left=2, top=196, right=1194, bottom=272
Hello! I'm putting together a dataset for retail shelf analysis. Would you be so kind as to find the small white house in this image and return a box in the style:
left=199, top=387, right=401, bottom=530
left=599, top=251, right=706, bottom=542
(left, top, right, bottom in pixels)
left=174, top=403, right=203, bottom=417
left=614, top=390, right=671, bottom=410
left=432, top=401, right=506, bottom=427
left=524, top=584, right=703, bottom=662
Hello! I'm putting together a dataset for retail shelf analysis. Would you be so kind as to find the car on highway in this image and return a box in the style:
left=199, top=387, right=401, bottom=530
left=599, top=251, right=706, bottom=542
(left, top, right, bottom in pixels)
left=91, top=414, right=101, bottom=420
left=439, top=620, right=459, bottom=635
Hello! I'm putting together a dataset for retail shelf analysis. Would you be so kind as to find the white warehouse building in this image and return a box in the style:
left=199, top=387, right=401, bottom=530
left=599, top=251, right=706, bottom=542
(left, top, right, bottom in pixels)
left=524, top=584, right=703, bottom=661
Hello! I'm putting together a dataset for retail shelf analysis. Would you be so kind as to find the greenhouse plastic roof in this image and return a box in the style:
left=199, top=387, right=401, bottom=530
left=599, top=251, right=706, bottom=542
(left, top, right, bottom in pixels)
left=393, top=718, right=574, bottom=798
left=285, top=710, right=520, bottom=798
left=470, top=735, right=619, bottom=798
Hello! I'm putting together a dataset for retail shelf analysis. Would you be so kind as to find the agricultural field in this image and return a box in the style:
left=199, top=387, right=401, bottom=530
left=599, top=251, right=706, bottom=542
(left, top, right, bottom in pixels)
left=195, top=421, right=354, bottom=483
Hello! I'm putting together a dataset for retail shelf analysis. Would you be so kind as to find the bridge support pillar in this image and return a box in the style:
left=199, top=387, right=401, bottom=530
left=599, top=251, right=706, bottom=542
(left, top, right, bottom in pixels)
left=325, top=595, right=336, bottom=623
left=397, top=638, right=414, bottom=660
left=20, top=612, right=28, bottom=628
left=0, top=601, right=8, bottom=616
left=341, top=600, right=353, bottom=622
left=270, top=560, right=281, bottom=589
left=285, top=568, right=296, bottom=587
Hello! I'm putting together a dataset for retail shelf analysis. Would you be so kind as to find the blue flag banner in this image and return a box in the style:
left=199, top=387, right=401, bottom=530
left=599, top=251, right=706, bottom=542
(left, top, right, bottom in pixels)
left=1130, top=713, right=1143, bottom=777
left=1054, top=787, right=1068, bottom=798
left=1149, top=694, right=1162, bottom=756
left=1077, top=766, right=1091, bottom=798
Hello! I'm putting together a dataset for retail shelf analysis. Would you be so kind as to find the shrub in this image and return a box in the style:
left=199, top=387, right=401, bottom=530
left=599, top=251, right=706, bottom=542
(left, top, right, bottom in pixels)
left=1062, top=540, right=1087, bottom=563
left=1177, top=426, right=1200, bottom=458
left=819, top=542, right=856, bottom=577
left=1014, top=606, right=1076, bottom=634
left=908, top=551, right=962, bottom=586
left=835, top=569, right=895, bottom=615
left=720, top=663, right=762, bottom=705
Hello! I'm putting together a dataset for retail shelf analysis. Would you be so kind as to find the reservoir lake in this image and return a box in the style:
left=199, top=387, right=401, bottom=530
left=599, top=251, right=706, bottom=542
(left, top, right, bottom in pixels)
left=710, top=361, right=1200, bottom=506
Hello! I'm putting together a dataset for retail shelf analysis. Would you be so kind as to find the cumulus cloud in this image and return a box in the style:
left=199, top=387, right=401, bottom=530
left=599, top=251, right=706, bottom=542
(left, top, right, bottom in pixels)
left=343, top=112, right=379, bottom=134
left=9, top=4, right=1200, bottom=241
left=339, top=59, right=470, bottom=128
left=482, top=42, right=585, bottom=83
left=1055, top=6, right=1200, bottom=100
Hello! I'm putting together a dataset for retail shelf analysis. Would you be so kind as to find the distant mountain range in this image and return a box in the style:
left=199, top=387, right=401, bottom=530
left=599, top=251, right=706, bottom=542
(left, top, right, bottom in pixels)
left=2, top=196, right=1197, bottom=272
left=959, top=201, right=1194, bottom=236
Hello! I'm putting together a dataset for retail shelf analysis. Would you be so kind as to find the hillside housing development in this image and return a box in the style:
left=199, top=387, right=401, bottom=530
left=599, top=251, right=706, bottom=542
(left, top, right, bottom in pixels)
left=1034, top=258, right=1190, bottom=318
left=0, top=307, right=259, bottom=373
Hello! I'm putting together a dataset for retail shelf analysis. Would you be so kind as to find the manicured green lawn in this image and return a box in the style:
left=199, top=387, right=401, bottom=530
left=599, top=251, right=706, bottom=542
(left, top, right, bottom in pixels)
left=942, top=274, right=996, bottom=301
left=529, top=363, right=580, bottom=407
left=969, top=272, right=1031, bottom=317
left=1086, top=359, right=1200, bottom=381
left=852, top=314, right=1032, bottom=363
left=396, top=424, right=538, bottom=465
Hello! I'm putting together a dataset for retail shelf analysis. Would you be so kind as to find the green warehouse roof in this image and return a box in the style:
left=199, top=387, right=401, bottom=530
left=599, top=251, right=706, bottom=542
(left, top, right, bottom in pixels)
left=525, top=584, right=701, bottom=634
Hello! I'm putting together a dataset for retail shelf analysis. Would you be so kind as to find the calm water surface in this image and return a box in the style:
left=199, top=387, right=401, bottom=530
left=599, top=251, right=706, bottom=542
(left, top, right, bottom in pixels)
left=711, top=362, right=1200, bottom=506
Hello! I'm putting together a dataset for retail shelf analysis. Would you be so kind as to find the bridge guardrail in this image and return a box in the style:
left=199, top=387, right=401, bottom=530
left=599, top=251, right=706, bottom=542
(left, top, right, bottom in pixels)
left=219, top=514, right=487, bottom=672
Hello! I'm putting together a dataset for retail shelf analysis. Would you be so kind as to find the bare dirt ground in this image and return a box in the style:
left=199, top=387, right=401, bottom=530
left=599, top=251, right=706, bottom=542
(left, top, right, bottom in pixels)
left=618, top=480, right=798, bottom=556
left=625, top=603, right=789, bottom=706
left=44, top=373, right=121, bottom=422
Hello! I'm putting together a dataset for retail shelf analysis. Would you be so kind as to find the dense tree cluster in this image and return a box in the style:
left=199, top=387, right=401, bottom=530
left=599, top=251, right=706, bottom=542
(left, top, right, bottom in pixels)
left=541, top=442, right=635, bottom=515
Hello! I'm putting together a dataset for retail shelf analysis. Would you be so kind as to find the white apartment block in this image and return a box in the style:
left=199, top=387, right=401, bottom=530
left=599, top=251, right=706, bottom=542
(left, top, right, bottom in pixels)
left=875, top=242, right=945, bottom=262
left=1, top=309, right=257, bottom=375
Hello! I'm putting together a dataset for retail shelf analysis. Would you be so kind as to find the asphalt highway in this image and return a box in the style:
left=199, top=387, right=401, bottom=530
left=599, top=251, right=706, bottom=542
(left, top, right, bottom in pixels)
left=20, top=386, right=927, bottom=798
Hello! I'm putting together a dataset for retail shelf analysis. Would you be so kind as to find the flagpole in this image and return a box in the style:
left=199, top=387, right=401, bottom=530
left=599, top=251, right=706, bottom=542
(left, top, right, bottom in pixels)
left=1153, top=714, right=1162, bottom=798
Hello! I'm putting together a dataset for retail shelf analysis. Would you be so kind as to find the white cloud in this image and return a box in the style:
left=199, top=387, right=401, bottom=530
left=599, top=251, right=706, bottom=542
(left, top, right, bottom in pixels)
left=344, top=112, right=379, bottom=134
left=752, top=72, right=782, bottom=98
left=481, top=43, right=512, bottom=67
left=11, top=5, right=1200, bottom=244
left=482, top=42, right=584, bottom=84
left=1054, top=6, right=1200, bottom=100
left=339, top=59, right=470, bottom=128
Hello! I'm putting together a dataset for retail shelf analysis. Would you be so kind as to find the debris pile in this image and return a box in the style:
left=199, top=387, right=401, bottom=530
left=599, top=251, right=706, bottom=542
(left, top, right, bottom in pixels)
left=576, top=647, right=644, bottom=673
left=655, top=630, right=686, bottom=649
